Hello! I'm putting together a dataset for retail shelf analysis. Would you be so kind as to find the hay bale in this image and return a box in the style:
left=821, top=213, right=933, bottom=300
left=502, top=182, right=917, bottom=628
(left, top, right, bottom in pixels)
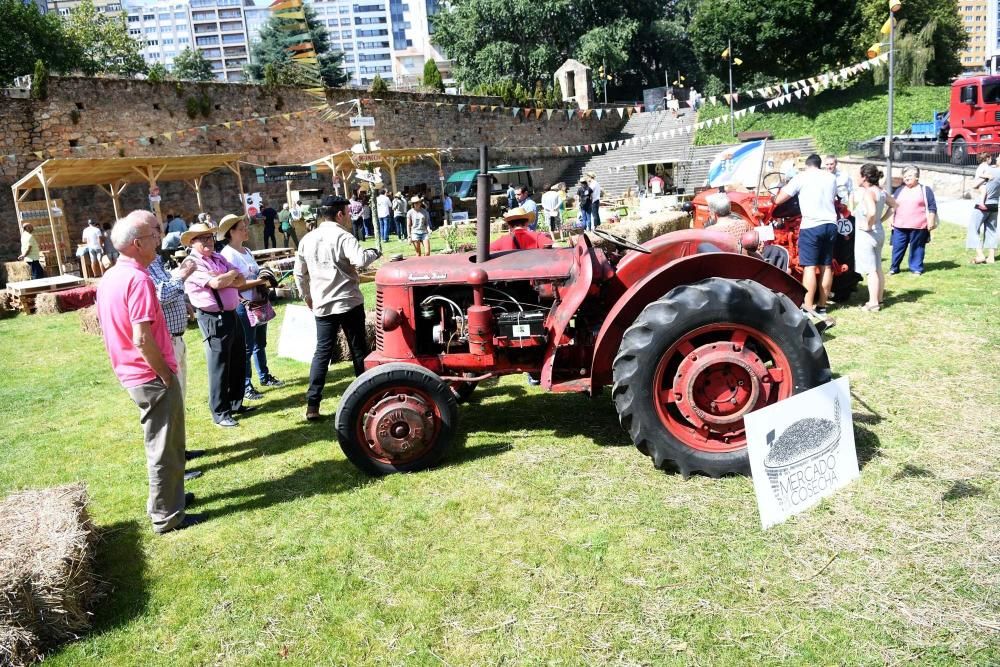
left=2, top=262, right=31, bottom=285
left=0, top=483, right=97, bottom=665
left=78, top=306, right=101, bottom=336
left=0, top=291, right=16, bottom=320
left=32, top=293, right=60, bottom=316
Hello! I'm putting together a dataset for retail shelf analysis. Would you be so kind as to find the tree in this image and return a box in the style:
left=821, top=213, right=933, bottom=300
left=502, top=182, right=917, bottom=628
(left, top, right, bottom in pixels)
left=370, top=74, right=389, bottom=94
left=432, top=0, right=666, bottom=97
left=0, top=0, right=80, bottom=86
left=64, top=0, right=145, bottom=78
left=31, top=59, right=48, bottom=99
left=172, top=47, right=215, bottom=82
left=857, top=0, right=966, bottom=85
left=422, top=59, right=445, bottom=92
left=246, top=5, right=347, bottom=88
left=689, top=0, right=861, bottom=85
left=146, top=62, right=167, bottom=83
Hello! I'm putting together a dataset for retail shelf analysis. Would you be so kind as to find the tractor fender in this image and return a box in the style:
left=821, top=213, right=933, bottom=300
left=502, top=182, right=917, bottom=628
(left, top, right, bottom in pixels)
left=590, top=252, right=807, bottom=389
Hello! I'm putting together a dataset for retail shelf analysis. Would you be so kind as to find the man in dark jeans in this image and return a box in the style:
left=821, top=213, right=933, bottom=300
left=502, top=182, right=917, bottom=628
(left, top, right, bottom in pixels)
left=294, top=195, right=381, bottom=421
left=260, top=202, right=278, bottom=249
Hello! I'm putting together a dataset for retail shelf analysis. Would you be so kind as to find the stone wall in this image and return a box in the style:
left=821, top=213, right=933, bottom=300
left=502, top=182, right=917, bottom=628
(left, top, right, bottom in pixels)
left=0, top=77, right=626, bottom=261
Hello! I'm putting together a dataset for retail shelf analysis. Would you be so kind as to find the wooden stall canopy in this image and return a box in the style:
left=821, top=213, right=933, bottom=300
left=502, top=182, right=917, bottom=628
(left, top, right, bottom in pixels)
left=10, top=153, right=245, bottom=275
left=305, top=148, right=451, bottom=198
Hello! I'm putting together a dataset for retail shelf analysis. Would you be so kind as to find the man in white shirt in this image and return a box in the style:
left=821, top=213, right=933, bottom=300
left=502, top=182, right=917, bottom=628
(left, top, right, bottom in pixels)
left=823, top=155, right=853, bottom=203
left=81, top=219, right=105, bottom=277
left=540, top=185, right=562, bottom=232
left=587, top=172, right=602, bottom=227
left=375, top=188, right=393, bottom=242
left=294, top=196, right=381, bottom=421
left=515, top=187, right=539, bottom=230
left=773, top=153, right=838, bottom=318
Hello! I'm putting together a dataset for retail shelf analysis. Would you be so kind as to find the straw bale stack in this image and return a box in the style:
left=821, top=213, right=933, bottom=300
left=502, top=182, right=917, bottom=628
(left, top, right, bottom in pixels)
left=2, top=262, right=31, bottom=285
left=0, top=291, right=16, bottom=320
left=78, top=306, right=102, bottom=336
left=0, top=483, right=97, bottom=666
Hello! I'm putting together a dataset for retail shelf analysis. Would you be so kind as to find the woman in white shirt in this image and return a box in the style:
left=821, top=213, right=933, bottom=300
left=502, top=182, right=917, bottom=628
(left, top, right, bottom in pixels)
left=218, top=214, right=284, bottom=401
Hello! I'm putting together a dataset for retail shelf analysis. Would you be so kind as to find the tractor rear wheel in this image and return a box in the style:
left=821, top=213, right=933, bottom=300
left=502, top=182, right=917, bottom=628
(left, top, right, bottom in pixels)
left=335, top=363, right=459, bottom=475
left=611, top=278, right=831, bottom=477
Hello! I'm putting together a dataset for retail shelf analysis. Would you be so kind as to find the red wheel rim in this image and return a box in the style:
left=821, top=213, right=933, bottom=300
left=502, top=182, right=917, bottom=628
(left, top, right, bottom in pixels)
left=355, top=385, right=443, bottom=465
left=652, top=323, right=792, bottom=454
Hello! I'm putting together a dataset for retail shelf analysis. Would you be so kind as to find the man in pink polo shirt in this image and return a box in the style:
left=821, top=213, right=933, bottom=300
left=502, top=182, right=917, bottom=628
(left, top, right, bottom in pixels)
left=97, top=210, right=201, bottom=534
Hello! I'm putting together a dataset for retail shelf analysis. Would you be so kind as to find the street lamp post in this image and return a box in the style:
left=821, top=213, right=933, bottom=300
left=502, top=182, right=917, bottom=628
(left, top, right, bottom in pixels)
left=886, top=1, right=902, bottom=185
left=728, top=39, right=735, bottom=137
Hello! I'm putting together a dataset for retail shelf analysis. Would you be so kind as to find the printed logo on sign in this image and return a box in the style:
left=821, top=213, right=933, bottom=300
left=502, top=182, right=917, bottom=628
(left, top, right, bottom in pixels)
left=407, top=272, right=448, bottom=282
left=511, top=324, right=531, bottom=338
left=745, top=377, right=860, bottom=529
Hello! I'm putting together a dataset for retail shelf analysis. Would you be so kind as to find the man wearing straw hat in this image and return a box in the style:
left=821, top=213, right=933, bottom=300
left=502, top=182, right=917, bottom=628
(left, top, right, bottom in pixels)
left=96, top=210, right=201, bottom=534
left=490, top=207, right=553, bottom=251
left=182, top=217, right=253, bottom=428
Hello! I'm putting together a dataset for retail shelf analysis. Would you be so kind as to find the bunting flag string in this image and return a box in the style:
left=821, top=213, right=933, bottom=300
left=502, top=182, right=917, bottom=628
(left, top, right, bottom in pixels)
left=700, top=52, right=889, bottom=107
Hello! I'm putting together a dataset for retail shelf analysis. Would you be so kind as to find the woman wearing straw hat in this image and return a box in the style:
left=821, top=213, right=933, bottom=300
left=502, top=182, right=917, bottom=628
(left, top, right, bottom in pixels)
left=181, top=220, right=253, bottom=428
left=407, top=196, right=431, bottom=256
left=218, top=214, right=284, bottom=403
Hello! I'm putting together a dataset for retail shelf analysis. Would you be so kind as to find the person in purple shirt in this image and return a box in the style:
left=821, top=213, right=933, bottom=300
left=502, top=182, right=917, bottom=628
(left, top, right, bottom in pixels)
left=181, top=222, right=254, bottom=428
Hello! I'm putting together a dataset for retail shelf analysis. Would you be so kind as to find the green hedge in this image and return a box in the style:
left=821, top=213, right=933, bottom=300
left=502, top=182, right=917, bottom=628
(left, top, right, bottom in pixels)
left=694, top=81, right=950, bottom=154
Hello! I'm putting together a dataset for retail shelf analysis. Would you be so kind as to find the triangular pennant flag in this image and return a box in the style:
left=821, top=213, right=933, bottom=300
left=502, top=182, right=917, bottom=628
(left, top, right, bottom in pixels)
left=709, top=96, right=717, bottom=105
left=282, top=113, right=291, bottom=121
left=733, top=93, right=739, bottom=104
left=163, top=132, right=173, bottom=140
left=595, top=109, right=604, bottom=119
left=566, top=109, right=574, bottom=121
left=512, top=107, right=520, bottom=118
left=33, top=151, right=44, bottom=159
left=634, top=105, right=642, bottom=113
left=748, top=105, right=757, bottom=114
left=794, top=90, right=803, bottom=99
left=546, top=109, right=554, bottom=120
left=490, top=105, right=498, bottom=112
left=457, top=104, right=466, bottom=112
left=258, top=117, right=267, bottom=125
left=617, top=107, right=625, bottom=118
left=535, top=108, right=543, bottom=119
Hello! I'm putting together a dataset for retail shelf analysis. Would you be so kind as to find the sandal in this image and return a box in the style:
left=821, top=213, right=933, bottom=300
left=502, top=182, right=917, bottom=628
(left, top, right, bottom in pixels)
left=859, top=303, right=881, bottom=312
left=971, top=257, right=987, bottom=265
left=305, top=408, right=322, bottom=421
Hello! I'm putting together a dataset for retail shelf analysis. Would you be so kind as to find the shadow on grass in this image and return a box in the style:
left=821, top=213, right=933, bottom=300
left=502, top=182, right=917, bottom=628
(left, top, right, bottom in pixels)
left=196, top=433, right=508, bottom=521
left=853, top=422, right=882, bottom=469
left=89, top=519, right=147, bottom=636
left=922, top=260, right=960, bottom=272
left=941, top=480, right=986, bottom=502
left=881, top=288, right=932, bottom=308
left=893, top=463, right=934, bottom=480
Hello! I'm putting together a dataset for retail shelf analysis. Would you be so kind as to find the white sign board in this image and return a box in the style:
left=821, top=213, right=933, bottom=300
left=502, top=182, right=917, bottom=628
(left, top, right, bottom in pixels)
left=277, top=304, right=317, bottom=364
left=745, top=377, right=859, bottom=529
left=350, top=116, right=376, bottom=127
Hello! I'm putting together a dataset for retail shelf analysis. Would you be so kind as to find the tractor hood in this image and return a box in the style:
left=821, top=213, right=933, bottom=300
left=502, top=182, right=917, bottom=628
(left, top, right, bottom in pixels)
left=376, top=248, right=579, bottom=287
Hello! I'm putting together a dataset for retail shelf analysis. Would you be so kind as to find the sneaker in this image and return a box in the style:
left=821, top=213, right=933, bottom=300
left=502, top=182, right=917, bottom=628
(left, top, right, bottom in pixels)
left=184, top=470, right=204, bottom=481
left=156, top=513, right=204, bottom=535
left=215, top=417, right=239, bottom=428
left=244, top=386, right=264, bottom=401
left=305, top=407, right=322, bottom=421
left=260, top=374, right=284, bottom=388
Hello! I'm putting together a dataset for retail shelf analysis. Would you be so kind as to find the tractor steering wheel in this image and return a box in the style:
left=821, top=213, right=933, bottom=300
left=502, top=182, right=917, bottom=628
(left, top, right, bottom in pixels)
left=761, top=171, right=785, bottom=196
left=592, top=228, right=651, bottom=254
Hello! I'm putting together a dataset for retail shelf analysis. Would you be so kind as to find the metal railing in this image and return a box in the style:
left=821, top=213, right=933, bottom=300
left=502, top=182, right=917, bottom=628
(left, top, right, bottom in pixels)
left=847, top=139, right=998, bottom=172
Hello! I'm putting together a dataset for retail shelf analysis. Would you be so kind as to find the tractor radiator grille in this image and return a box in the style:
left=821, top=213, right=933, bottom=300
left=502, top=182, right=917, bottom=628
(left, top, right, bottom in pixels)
left=375, top=289, right=384, bottom=351
left=995, top=111, right=1000, bottom=122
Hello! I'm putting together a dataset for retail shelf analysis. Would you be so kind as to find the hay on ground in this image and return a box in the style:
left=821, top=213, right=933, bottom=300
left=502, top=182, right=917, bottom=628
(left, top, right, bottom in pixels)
left=78, top=306, right=101, bottom=336
left=0, top=483, right=97, bottom=666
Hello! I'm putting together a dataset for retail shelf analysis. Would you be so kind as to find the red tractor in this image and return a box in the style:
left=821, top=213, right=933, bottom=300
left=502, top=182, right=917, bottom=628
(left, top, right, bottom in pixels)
left=335, top=151, right=832, bottom=478
left=687, top=179, right=861, bottom=303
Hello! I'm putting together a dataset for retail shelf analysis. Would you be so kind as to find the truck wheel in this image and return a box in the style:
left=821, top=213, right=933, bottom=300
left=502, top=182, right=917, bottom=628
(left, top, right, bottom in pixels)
left=335, top=363, right=459, bottom=475
left=611, top=278, right=831, bottom=478
left=951, top=138, right=968, bottom=165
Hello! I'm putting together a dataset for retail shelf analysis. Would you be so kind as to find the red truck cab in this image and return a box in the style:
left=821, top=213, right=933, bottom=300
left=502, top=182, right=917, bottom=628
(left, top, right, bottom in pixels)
left=949, top=75, right=1000, bottom=163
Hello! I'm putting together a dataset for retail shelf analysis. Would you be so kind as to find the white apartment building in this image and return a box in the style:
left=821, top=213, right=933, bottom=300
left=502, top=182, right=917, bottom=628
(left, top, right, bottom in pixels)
left=189, top=0, right=254, bottom=82
left=123, top=0, right=193, bottom=72
left=305, top=0, right=393, bottom=87
left=47, top=0, right=123, bottom=17
left=389, top=0, right=450, bottom=87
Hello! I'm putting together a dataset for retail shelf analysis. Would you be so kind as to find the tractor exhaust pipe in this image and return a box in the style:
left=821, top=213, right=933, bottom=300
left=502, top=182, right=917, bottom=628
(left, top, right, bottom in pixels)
left=476, top=144, right=490, bottom=264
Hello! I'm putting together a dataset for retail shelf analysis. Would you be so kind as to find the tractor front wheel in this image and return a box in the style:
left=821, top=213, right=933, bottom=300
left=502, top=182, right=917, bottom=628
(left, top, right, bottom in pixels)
left=335, top=363, right=459, bottom=475
left=611, top=278, right=831, bottom=477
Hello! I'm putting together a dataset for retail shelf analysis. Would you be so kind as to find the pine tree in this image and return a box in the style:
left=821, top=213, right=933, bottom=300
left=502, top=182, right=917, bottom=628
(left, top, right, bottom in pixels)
left=422, top=59, right=444, bottom=93
left=370, top=74, right=389, bottom=94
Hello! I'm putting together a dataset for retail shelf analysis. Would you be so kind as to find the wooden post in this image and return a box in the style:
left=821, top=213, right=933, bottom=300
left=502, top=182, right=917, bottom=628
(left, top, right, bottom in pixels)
left=224, top=161, right=246, bottom=214
left=186, top=177, right=204, bottom=213
left=285, top=178, right=292, bottom=209
left=385, top=157, right=399, bottom=196
left=11, top=186, right=24, bottom=234
left=38, top=169, right=64, bottom=275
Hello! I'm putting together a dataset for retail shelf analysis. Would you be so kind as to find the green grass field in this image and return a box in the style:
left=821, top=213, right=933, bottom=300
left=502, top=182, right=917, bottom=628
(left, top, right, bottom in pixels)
left=695, top=81, right=950, bottom=154
left=0, top=223, right=997, bottom=665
